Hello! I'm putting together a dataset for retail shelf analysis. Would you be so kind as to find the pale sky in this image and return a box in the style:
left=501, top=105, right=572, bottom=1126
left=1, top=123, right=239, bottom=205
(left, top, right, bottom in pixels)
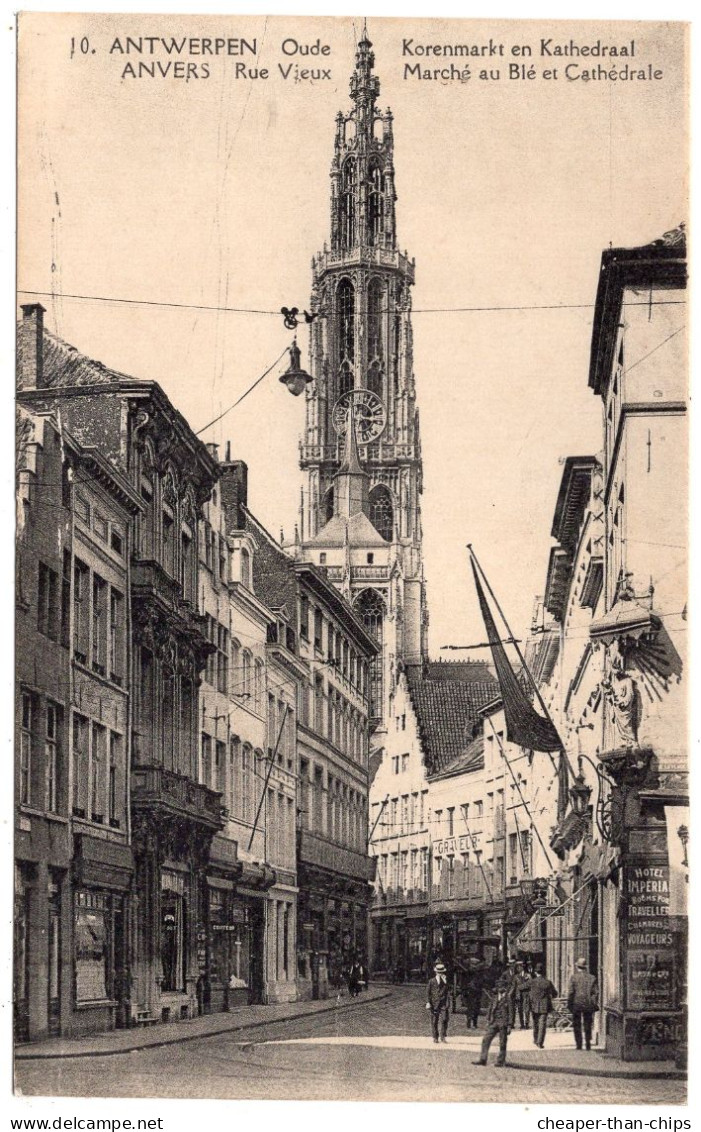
left=17, top=14, right=688, bottom=650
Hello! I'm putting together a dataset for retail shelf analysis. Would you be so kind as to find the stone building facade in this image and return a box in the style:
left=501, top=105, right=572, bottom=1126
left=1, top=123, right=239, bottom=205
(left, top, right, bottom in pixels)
left=585, top=230, right=688, bottom=1061
left=16, top=304, right=223, bottom=1031
left=15, top=375, right=139, bottom=1040
left=250, top=511, right=377, bottom=1000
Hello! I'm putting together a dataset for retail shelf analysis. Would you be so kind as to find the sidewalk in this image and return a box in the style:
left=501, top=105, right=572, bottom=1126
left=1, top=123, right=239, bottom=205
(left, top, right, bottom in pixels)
left=507, top=1046, right=685, bottom=1080
left=15, top=987, right=391, bottom=1061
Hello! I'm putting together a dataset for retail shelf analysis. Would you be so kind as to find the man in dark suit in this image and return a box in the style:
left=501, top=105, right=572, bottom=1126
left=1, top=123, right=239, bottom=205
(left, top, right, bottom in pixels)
left=426, top=960, right=451, bottom=1043
left=567, top=957, right=599, bottom=1050
left=528, top=962, right=558, bottom=1048
left=473, top=973, right=516, bottom=1067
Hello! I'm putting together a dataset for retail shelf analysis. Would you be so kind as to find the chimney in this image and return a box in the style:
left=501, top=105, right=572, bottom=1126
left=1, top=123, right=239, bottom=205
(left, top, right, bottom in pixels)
left=219, top=458, right=248, bottom=531
left=18, top=304, right=46, bottom=390
left=205, top=442, right=219, bottom=462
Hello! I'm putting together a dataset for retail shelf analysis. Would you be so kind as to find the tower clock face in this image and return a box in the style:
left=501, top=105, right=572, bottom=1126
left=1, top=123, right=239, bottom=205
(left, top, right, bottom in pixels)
left=332, top=388, right=387, bottom=445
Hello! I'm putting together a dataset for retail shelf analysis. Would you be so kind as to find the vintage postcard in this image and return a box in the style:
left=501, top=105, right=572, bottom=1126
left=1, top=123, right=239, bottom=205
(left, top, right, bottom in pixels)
left=14, top=11, right=688, bottom=1110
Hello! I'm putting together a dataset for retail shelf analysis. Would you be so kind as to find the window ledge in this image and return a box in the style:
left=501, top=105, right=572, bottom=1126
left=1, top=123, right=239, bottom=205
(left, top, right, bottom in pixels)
left=75, top=1000, right=118, bottom=1011
left=18, top=806, right=70, bottom=825
left=73, top=659, right=128, bottom=696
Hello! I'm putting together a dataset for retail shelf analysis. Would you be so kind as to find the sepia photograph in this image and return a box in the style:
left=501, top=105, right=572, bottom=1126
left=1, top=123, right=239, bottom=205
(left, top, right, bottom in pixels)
left=13, top=10, right=688, bottom=1109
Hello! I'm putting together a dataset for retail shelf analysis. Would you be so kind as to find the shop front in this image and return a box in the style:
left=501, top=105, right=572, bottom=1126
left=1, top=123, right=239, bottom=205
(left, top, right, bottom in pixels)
left=206, top=884, right=264, bottom=1009
left=428, top=906, right=486, bottom=973
left=297, top=887, right=327, bottom=999
left=405, top=911, right=429, bottom=982
left=483, top=910, right=505, bottom=965
left=72, top=834, right=133, bottom=1036
left=14, top=816, right=72, bottom=1042
left=296, top=835, right=373, bottom=1000
left=130, top=775, right=223, bottom=1026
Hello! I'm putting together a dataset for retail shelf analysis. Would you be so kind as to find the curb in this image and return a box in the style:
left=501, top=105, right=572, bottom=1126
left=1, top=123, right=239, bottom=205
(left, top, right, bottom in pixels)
left=15, top=991, right=393, bottom=1062
left=505, top=1058, right=685, bottom=1081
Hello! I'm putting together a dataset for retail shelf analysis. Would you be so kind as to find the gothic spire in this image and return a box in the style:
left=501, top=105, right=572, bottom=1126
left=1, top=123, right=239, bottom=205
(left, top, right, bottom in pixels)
left=350, top=22, right=379, bottom=126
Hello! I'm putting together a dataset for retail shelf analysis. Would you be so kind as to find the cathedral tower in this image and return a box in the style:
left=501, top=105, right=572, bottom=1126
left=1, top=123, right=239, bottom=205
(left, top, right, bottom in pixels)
left=298, top=28, right=427, bottom=731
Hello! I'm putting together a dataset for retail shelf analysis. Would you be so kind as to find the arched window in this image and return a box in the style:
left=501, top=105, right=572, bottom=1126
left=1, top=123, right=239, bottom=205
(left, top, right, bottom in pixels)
left=354, top=589, right=385, bottom=718
left=367, top=277, right=384, bottom=398
left=242, top=650, right=252, bottom=697
left=241, top=744, right=253, bottom=822
left=240, top=547, right=251, bottom=588
left=338, top=277, right=355, bottom=359
left=339, top=362, right=353, bottom=399
left=254, top=659, right=264, bottom=711
left=138, top=444, right=156, bottom=558
left=340, top=157, right=356, bottom=248
left=180, top=490, right=196, bottom=602
left=368, top=161, right=383, bottom=246
left=367, top=278, right=383, bottom=362
left=368, top=485, right=394, bottom=541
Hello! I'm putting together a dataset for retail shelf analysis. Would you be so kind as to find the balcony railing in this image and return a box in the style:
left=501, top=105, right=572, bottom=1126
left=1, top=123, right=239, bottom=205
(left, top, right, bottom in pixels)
left=298, top=828, right=376, bottom=882
left=353, top=565, right=390, bottom=580
left=131, top=560, right=208, bottom=640
left=299, top=440, right=418, bottom=466
left=131, top=764, right=224, bottom=831
left=313, top=246, right=415, bottom=280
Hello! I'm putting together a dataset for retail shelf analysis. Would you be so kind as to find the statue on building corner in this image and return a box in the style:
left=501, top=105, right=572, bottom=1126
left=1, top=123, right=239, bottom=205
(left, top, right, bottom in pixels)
left=601, top=640, right=642, bottom=748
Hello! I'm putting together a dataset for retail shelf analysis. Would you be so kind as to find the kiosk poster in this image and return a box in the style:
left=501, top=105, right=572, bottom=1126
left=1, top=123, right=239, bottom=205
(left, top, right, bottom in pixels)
left=625, top=862, right=676, bottom=1012
left=13, top=10, right=688, bottom=1110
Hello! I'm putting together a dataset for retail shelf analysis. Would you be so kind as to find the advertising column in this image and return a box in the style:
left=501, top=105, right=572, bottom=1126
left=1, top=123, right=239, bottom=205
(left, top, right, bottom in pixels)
left=619, top=846, right=682, bottom=1060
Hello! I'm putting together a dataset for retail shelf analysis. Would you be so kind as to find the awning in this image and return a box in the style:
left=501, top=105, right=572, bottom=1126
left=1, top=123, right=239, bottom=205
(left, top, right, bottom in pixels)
left=513, top=911, right=544, bottom=953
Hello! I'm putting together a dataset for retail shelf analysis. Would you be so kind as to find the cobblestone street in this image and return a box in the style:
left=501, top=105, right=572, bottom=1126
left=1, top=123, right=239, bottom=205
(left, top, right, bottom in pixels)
left=15, top=988, right=685, bottom=1105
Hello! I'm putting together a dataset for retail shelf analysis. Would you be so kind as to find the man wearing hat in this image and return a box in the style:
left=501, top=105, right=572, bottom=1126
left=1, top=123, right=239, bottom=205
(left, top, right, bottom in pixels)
left=473, top=972, right=516, bottom=1067
left=426, top=960, right=451, bottom=1043
left=567, top=957, right=599, bottom=1050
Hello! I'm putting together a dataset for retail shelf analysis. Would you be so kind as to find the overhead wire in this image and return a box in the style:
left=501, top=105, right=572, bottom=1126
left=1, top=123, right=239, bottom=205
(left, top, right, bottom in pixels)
left=17, top=287, right=687, bottom=317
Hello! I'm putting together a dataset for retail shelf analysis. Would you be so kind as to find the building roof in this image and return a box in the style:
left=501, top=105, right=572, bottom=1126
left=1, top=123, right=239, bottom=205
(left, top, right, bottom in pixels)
left=18, top=327, right=132, bottom=389
left=438, top=734, right=485, bottom=778
left=294, top=562, right=378, bottom=654
left=243, top=507, right=298, bottom=614
left=307, top=511, right=387, bottom=548
left=404, top=661, right=499, bottom=777
left=588, top=227, right=686, bottom=396
left=17, top=322, right=219, bottom=491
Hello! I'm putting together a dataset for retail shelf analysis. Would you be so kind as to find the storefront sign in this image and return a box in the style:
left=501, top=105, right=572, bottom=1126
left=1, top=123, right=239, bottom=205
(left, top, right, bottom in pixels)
left=433, top=836, right=471, bottom=857
left=197, top=921, right=207, bottom=974
left=624, top=862, right=675, bottom=1011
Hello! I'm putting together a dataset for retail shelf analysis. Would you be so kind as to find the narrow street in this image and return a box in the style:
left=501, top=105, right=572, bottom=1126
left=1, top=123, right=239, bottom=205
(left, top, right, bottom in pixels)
left=15, top=988, right=685, bottom=1105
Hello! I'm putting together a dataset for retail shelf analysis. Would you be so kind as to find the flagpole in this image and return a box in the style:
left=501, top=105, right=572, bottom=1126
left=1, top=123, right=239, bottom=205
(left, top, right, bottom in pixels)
left=467, top=545, right=575, bottom=782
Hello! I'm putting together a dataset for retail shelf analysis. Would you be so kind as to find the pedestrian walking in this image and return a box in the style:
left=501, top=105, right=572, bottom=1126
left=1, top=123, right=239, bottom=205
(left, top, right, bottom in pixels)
left=473, top=973, right=515, bottom=1067
left=567, top=957, right=599, bottom=1050
left=347, top=958, right=361, bottom=997
left=528, top=963, right=558, bottom=1048
left=426, top=960, right=451, bottom=1043
left=461, top=962, right=483, bottom=1029
left=515, top=961, right=532, bottom=1029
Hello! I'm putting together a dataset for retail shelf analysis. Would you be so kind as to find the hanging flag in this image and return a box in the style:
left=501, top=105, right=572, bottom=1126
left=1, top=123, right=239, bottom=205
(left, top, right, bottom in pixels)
left=470, top=560, right=563, bottom=752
